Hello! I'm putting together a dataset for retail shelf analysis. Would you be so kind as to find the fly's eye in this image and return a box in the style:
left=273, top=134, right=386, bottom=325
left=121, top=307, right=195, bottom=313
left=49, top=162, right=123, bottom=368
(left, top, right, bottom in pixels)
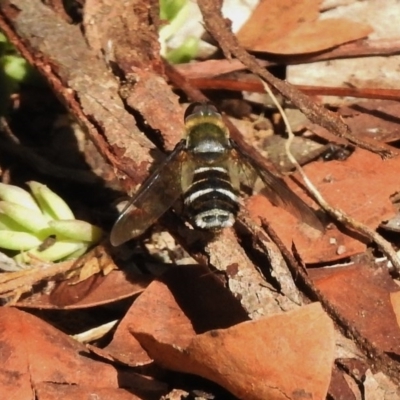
left=184, top=102, right=203, bottom=120
left=184, top=102, right=220, bottom=122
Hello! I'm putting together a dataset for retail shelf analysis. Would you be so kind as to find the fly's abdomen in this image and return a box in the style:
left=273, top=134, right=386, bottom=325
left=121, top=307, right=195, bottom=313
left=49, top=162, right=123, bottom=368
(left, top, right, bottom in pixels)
left=183, top=166, right=239, bottom=230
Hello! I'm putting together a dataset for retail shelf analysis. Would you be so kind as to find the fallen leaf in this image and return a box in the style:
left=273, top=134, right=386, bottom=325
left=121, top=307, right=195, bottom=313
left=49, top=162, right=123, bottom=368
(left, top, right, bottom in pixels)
left=237, top=0, right=372, bottom=54
left=15, top=269, right=152, bottom=309
left=0, top=307, right=166, bottom=399
left=126, top=269, right=335, bottom=400
left=309, top=100, right=400, bottom=145
left=329, top=366, right=359, bottom=400
left=337, top=358, right=369, bottom=383
left=35, top=382, right=144, bottom=400
left=247, top=148, right=398, bottom=263
left=363, top=370, right=400, bottom=400
left=390, top=291, right=400, bottom=329
left=310, top=263, right=400, bottom=355
left=341, top=101, right=400, bottom=144
left=185, top=304, right=334, bottom=400
left=104, top=265, right=248, bottom=366
left=246, top=194, right=365, bottom=264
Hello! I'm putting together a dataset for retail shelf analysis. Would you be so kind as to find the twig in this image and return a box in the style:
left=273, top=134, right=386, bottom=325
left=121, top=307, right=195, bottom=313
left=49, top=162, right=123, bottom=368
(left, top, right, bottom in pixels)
left=71, top=320, right=119, bottom=343
left=0, top=243, right=110, bottom=302
left=0, top=259, right=76, bottom=301
left=187, top=75, right=400, bottom=102
left=176, top=38, right=400, bottom=79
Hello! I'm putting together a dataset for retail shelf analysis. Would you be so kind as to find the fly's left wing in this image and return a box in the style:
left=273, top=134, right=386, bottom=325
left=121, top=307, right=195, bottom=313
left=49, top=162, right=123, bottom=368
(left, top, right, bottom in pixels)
left=110, top=141, right=187, bottom=246
left=229, top=139, right=324, bottom=231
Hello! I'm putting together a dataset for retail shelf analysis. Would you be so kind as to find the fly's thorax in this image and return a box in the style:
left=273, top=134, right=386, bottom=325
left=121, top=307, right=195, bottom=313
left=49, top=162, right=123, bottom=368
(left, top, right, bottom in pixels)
left=185, top=122, right=231, bottom=157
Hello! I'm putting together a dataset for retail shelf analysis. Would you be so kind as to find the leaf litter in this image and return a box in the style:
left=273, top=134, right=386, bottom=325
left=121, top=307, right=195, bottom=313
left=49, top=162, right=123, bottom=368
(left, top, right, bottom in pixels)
left=0, top=307, right=167, bottom=399
left=1, top=0, right=400, bottom=399
left=126, top=267, right=335, bottom=400
left=247, top=147, right=400, bottom=263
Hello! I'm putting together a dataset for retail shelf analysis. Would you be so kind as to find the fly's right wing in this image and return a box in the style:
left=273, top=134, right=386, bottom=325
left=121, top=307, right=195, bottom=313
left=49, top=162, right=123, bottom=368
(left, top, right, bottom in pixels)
left=229, top=139, right=324, bottom=231
left=110, top=141, right=187, bottom=246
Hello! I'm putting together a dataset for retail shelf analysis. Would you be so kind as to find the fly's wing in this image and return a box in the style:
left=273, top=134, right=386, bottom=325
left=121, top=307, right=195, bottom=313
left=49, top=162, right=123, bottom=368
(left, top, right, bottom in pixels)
left=110, top=141, right=187, bottom=246
left=229, top=140, right=324, bottom=231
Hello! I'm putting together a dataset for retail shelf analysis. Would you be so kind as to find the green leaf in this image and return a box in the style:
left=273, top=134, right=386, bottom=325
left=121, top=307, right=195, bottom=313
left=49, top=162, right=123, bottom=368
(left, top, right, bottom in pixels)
left=3, top=55, right=28, bottom=82
left=160, top=0, right=186, bottom=21
left=166, top=36, right=199, bottom=64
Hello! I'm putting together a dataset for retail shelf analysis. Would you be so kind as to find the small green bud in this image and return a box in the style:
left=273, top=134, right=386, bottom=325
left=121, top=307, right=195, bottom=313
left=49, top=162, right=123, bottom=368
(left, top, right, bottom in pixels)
left=166, top=37, right=199, bottom=64
left=0, top=182, right=41, bottom=213
left=0, top=201, right=48, bottom=233
left=0, top=231, right=42, bottom=250
left=3, top=55, right=28, bottom=82
left=14, top=240, right=85, bottom=263
left=48, top=220, right=103, bottom=243
left=27, top=181, right=74, bottom=220
left=0, top=213, right=27, bottom=231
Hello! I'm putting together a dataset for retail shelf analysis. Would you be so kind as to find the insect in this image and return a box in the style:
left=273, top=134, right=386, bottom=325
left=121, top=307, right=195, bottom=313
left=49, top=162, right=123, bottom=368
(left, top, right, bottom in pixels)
left=110, top=102, right=322, bottom=246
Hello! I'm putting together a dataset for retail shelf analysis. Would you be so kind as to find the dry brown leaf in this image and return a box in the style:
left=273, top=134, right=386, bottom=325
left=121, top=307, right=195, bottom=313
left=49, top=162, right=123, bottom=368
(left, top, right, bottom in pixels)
left=0, top=307, right=166, bottom=399
left=247, top=148, right=398, bottom=263
left=105, top=265, right=248, bottom=366
left=246, top=194, right=364, bottom=264
left=15, top=269, right=152, bottom=309
left=309, top=100, right=400, bottom=145
left=132, top=301, right=335, bottom=400
left=124, top=271, right=334, bottom=400
left=329, top=366, right=359, bottom=400
left=237, top=0, right=372, bottom=54
left=390, top=291, right=400, bottom=329
left=341, top=101, right=400, bottom=144
left=310, top=263, right=400, bottom=355
left=35, top=382, right=143, bottom=400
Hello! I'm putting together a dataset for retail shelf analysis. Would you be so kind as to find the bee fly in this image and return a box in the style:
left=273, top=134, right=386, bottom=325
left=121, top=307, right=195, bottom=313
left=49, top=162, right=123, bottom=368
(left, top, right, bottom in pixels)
left=110, top=102, right=322, bottom=246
